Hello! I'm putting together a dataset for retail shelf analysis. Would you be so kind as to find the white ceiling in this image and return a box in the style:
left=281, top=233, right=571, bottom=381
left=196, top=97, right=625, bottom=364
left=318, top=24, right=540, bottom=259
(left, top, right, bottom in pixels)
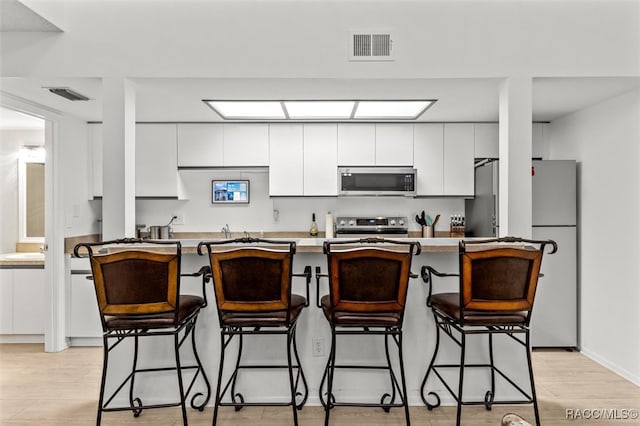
left=1, top=76, right=639, bottom=128
left=1, top=1, right=638, bottom=128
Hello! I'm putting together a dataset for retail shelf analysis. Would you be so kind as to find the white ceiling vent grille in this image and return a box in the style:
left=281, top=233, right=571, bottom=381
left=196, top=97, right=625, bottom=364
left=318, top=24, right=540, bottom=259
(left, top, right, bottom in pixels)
left=349, top=32, right=394, bottom=61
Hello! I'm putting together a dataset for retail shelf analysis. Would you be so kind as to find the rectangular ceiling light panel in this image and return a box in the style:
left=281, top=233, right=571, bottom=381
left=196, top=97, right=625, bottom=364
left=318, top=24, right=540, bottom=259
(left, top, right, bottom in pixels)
left=205, top=101, right=285, bottom=119
left=354, top=100, right=434, bottom=119
left=284, top=101, right=354, bottom=119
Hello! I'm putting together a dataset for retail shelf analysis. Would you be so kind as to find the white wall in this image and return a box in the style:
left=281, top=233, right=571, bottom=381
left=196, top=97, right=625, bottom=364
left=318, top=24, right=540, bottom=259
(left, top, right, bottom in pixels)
left=548, top=89, right=640, bottom=385
left=0, top=129, right=44, bottom=253
left=136, top=169, right=464, bottom=236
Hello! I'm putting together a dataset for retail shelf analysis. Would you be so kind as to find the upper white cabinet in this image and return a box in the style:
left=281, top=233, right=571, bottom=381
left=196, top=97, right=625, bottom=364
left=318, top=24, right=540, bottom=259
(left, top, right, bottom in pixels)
left=474, top=123, right=499, bottom=159
left=337, top=124, right=375, bottom=166
left=375, top=124, right=414, bottom=166
left=269, top=124, right=338, bottom=196
left=473, top=122, right=547, bottom=159
left=532, top=122, right=545, bottom=159
left=136, top=124, right=182, bottom=198
left=303, top=124, right=338, bottom=196
left=414, top=123, right=474, bottom=196
left=443, top=123, right=474, bottom=196
left=88, top=123, right=103, bottom=198
left=269, top=124, right=304, bottom=196
left=337, top=123, right=412, bottom=166
left=223, top=124, right=269, bottom=167
left=177, top=123, right=223, bottom=167
left=414, top=124, right=444, bottom=196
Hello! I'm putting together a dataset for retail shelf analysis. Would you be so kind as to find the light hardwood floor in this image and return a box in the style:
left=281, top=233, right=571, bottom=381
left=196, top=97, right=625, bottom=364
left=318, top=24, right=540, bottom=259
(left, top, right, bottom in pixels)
left=1, top=344, right=638, bottom=425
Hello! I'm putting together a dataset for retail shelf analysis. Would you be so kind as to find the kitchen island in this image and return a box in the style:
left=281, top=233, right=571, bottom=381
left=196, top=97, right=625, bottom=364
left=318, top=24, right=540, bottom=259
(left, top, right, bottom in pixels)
left=64, top=236, right=533, bottom=408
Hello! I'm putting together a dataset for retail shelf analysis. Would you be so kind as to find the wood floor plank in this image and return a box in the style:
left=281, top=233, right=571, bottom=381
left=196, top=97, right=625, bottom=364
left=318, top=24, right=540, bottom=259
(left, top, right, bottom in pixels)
left=1, top=344, right=638, bottom=425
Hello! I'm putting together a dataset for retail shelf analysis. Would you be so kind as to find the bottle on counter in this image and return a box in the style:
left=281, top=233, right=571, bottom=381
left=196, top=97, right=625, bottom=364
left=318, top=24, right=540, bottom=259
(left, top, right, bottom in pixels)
left=310, top=213, right=318, bottom=236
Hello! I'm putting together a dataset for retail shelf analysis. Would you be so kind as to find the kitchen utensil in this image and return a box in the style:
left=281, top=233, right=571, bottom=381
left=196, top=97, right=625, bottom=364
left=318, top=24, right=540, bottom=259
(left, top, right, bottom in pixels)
left=415, top=214, right=425, bottom=226
left=421, top=210, right=426, bottom=225
left=432, top=214, right=441, bottom=229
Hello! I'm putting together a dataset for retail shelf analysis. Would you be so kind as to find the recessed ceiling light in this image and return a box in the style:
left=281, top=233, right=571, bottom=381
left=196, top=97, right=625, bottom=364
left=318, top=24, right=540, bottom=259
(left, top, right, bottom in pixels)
left=284, top=101, right=355, bottom=119
left=205, top=101, right=285, bottom=119
left=203, top=99, right=436, bottom=120
left=354, top=100, right=434, bottom=119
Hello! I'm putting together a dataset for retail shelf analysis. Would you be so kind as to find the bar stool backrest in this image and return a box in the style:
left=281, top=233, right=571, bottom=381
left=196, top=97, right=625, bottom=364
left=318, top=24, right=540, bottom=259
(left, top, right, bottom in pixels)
left=459, top=243, right=544, bottom=320
left=209, top=248, right=293, bottom=313
left=324, top=239, right=420, bottom=317
left=74, top=239, right=182, bottom=327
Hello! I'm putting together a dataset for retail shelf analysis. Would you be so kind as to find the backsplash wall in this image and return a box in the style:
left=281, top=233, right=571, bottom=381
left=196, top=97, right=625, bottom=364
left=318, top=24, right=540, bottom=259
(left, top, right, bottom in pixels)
left=136, top=169, right=464, bottom=235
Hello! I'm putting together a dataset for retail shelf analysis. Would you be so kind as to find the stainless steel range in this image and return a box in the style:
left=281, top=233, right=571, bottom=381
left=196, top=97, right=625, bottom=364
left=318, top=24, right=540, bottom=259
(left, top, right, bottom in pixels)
left=335, top=216, right=409, bottom=238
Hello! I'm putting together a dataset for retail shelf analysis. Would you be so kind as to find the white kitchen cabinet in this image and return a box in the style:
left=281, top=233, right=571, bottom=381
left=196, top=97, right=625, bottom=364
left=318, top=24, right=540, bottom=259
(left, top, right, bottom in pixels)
left=0, top=268, right=45, bottom=335
left=532, top=122, right=545, bottom=159
left=177, top=123, right=224, bottom=167
left=223, top=124, right=269, bottom=167
left=88, top=123, right=103, bottom=198
left=269, top=124, right=304, bottom=196
left=68, top=273, right=102, bottom=337
left=303, top=124, right=338, bottom=196
left=375, top=124, right=413, bottom=166
left=443, top=123, right=474, bottom=196
left=474, top=123, right=499, bottom=159
left=136, top=124, right=182, bottom=198
left=474, top=122, right=546, bottom=159
left=12, top=269, right=45, bottom=334
left=337, top=124, right=375, bottom=166
left=414, top=124, right=444, bottom=196
left=0, top=270, right=13, bottom=334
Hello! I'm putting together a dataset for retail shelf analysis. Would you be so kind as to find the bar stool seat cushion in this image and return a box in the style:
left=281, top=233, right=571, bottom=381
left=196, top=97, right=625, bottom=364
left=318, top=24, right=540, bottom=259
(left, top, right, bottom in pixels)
left=104, top=295, right=204, bottom=330
left=220, top=294, right=306, bottom=327
left=320, top=295, right=401, bottom=326
left=430, top=293, right=528, bottom=326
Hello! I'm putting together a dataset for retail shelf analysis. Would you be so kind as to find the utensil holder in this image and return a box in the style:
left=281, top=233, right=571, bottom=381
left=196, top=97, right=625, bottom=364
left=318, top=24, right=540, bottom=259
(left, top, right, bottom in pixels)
left=422, top=225, right=434, bottom=238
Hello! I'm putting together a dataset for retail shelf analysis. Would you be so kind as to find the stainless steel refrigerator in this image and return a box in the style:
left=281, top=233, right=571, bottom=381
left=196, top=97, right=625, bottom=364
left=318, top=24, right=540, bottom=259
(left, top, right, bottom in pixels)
left=465, top=160, right=577, bottom=348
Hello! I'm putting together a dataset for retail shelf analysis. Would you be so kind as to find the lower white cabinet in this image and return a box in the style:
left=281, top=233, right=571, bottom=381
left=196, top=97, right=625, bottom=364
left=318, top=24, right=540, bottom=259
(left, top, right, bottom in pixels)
left=0, top=268, right=45, bottom=335
left=68, top=272, right=102, bottom=337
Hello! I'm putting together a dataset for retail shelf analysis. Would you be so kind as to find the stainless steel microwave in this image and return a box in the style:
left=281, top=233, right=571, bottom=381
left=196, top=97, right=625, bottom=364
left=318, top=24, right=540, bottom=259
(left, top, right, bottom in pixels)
left=338, top=167, right=417, bottom=196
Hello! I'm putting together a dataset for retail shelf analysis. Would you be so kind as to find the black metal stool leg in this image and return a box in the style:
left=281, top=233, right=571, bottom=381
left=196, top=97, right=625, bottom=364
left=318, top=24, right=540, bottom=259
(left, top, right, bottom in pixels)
left=291, top=324, right=309, bottom=409
left=397, top=331, right=411, bottom=426
left=318, top=341, right=332, bottom=408
left=286, top=327, right=299, bottom=425
left=324, top=328, right=337, bottom=426
left=486, top=332, right=496, bottom=410
left=96, top=335, right=109, bottom=426
left=420, top=312, right=442, bottom=409
left=189, top=317, right=211, bottom=410
left=230, top=332, right=244, bottom=410
left=456, top=332, right=467, bottom=426
left=212, top=332, right=227, bottom=426
left=526, top=331, right=541, bottom=426
left=174, top=331, right=188, bottom=426
left=129, top=334, right=142, bottom=416
left=381, top=332, right=397, bottom=411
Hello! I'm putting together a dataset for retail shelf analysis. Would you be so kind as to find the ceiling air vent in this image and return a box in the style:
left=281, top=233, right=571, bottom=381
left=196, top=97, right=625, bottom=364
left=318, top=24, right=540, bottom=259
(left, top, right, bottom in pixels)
left=349, top=32, right=394, bottom=62
left=45, top=87, right=90, bottom=101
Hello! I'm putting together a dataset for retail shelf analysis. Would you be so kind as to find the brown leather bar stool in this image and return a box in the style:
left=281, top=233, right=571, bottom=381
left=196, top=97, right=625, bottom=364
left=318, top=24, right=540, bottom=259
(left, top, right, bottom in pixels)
left=316, top=237, right=421, bottom=426
left=419, top=237, right=557, bottom=426
left=73, top=238, right=211, bottom=426
left=197, top=237, right=312, bottom=426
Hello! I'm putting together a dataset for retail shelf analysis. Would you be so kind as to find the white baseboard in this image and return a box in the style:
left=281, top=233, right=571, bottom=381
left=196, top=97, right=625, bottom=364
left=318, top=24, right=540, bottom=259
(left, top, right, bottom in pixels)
left=580, top=347, right=640, bottom=387
left=0, top=334, right=44, bottom=344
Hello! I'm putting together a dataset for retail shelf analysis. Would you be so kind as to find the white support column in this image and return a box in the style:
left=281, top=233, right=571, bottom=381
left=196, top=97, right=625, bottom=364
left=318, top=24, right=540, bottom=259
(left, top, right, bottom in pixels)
left=101, top=78, right=136, bottom=240
left=498, top=76, right=533, bottom=238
